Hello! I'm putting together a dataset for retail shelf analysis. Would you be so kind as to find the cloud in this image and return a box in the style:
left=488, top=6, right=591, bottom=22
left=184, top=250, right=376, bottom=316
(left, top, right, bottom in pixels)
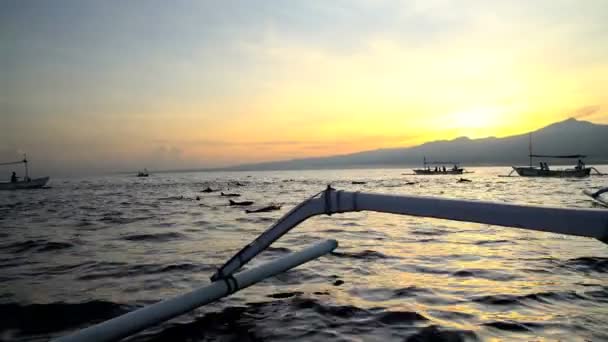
left=152, top=134, right=418, bottom=149
left=572, top=105, right=601, bottom=119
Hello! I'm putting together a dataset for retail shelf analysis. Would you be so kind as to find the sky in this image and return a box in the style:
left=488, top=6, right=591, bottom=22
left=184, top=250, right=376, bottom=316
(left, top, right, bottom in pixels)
left=2, top=0, right=608, bottom=175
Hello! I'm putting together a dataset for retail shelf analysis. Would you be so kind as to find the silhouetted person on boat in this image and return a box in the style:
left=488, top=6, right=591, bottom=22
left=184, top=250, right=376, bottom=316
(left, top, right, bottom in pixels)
left=10, top=171, right=17, bottom=183
left=442, top=166, right=446, bottom=172
left=576, top=159, right=585, bottom=170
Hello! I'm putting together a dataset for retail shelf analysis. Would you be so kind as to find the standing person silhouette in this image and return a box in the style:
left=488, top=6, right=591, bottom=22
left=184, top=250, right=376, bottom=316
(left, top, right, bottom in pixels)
left=10, top=171, right=17, bottom=183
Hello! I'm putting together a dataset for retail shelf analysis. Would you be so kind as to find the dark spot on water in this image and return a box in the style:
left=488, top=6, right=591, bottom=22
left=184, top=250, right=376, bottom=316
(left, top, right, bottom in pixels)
left=38, top=242, right=74, bottom=252
left=77, top=262, right=212, bottom=280
left=322, top=228, right=344, bottom=233
left=331, top=250, right=394, bottom=260
left=333, top=280, right=344, bottom=286
left=0, top=300, right=132, bottom=335
left=452, top=270, right=474, bottom=277
left=377, top=311, right=428, bottom=324
left=411, top=228, right=449, bottom=236
left=122, top=232, right=185, bottom=242
left=483, top=321, right=542, bottom=332
left=126, top=305, right=257, bottom=341
left=472, top=290, right=588, bottom=306
left=475, top=239, right=510, bottom=245
left=562, top=257, right=608, bottom=273
left=267, top=291, right=303, bottom=299
left=406, top=325, right=478, bottom=342
left=265, top=246, right=291, bottom=254
left=451, top=269, right=517, bottom=281
left=1, top=240, right=73, bottom=253
left=394, top=286, right=432, bottom=297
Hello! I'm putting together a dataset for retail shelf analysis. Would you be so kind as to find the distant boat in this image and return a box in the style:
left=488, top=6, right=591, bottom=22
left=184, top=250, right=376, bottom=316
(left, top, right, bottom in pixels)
left=511, top=134, right=593, bottom=178
left=0, top=176, right=50, bottom=190
left=0, top=155, right=50, bottom=190
left=137, top=169, right=149, bottom=177
left=511, top=156, right=591, bottom=177
left=413, top=157, right=464, bottom=175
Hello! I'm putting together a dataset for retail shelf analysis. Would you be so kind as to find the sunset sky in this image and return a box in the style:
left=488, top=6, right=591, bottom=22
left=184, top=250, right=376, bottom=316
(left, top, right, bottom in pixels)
left=2, top=0, right=608, bottom=175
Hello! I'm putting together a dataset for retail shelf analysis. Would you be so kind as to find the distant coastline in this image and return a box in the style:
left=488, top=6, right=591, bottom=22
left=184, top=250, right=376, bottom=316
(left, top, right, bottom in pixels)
left=132, top=118, right=608, bottom=174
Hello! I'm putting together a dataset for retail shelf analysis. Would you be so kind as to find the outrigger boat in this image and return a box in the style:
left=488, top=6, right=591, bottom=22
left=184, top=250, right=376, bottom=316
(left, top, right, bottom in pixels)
left=510, top=134, right=601, bottom=177
left=56, top=186, right=608, bottom=342
left=511, top=154, right=592, bottom=177
left=136, top=169, right=149, bottom=177
left=0, top=155, right=49, bottom=190
left=413, top=157, right=464, bottom=175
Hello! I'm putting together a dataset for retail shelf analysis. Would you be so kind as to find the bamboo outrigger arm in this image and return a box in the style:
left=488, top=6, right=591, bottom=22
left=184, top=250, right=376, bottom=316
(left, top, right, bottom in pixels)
left=212, top=186, right=608, bottom=280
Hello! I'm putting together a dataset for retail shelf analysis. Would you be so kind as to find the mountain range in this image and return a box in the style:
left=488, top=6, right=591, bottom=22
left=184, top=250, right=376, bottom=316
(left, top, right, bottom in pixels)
left=221, top=118, right=608, bottom=171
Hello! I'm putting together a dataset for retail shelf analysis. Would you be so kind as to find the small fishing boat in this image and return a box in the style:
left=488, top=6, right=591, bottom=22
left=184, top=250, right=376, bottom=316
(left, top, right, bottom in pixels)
left=0, top=176, right=50, bottom=190
left=413, top=157, right=464, bottom=175
left=0, top=155, right=49, bottom=190
left=136, top=169, right=149, bottom=177
left=510, top=134, right=598, bottom=177
left=512, top=158, right=591, bottom=177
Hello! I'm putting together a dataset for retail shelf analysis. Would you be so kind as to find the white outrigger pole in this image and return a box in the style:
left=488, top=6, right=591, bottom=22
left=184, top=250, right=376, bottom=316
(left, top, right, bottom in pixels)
left=56, top=240, right=338, bottom=342
left=57, top=186, right=608, bottom=342
left=212, top=186, right=608, bottom=280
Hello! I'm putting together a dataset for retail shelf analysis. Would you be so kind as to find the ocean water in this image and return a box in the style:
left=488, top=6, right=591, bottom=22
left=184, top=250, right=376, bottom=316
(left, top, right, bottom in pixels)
left=1, top=167, right=607, bottom=341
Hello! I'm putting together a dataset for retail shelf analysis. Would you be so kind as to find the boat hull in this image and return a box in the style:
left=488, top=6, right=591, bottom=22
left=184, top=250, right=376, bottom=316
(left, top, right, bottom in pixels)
left=413, top=169, right=464, bottom=175
left=0, top=177, right=50, bottom=190
left=512, top=167, right=590, bottom=178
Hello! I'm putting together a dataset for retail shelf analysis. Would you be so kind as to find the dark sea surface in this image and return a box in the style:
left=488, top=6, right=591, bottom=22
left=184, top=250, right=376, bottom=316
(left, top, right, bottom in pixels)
left=1, top=167, right=608, bottom=341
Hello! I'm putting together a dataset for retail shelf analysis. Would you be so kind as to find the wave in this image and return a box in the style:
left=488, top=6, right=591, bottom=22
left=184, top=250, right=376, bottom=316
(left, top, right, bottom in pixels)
left=122, top=232, right=185, bottom=242
left=0, top=300, right=131, bottom=336
left=377, top=310, right=428, bottom=324
left=561, top=257, right=608, bottom=273
left=452, top=269, right=518, bottom=281
left=406, top=325, right=478, bottom=342
left=330, top=249, right=395, bottom=260
left=483, top=320, right=543, bottom=332
left=78, top=262, right=212, bottom=280
left=474, top=239, right=511, bottom=245
left=267, top=291, right=303, bottom=299
left=1, top=240, right=74, bottom=253
left=99, top=215, right=151, bottom=225
left=473, top=288, right=607, bottom=306
left=410, top=228, right=450, bottom=236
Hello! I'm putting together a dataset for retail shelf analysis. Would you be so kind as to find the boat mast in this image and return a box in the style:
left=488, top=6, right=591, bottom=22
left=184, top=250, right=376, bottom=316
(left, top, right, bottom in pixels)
left=23, top=154, right=29, bottom=180
left=528, top=133, right=532, bottom=167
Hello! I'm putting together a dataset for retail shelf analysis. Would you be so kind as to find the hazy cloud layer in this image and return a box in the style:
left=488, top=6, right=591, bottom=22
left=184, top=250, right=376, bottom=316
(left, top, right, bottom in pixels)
left=2, top=1, right=607, bottom=175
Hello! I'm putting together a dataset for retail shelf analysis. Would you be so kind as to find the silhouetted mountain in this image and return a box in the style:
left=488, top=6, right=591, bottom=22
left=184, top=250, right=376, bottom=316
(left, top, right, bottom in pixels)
left=224, top=118, right=608, bottom=170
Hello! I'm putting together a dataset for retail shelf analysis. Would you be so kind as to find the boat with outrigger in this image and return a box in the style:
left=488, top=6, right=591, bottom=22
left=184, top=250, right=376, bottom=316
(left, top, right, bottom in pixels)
left=511, top=154, right=597, bottom=177
left=413, top=157, right=465, bottom=175
left=0, top=155, right=49, bottom=190
left=508, top=134, right=603, bottom=177
left=136, top=168, right=149, bottom=177
left=55, top=186, right=608, bottom=342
